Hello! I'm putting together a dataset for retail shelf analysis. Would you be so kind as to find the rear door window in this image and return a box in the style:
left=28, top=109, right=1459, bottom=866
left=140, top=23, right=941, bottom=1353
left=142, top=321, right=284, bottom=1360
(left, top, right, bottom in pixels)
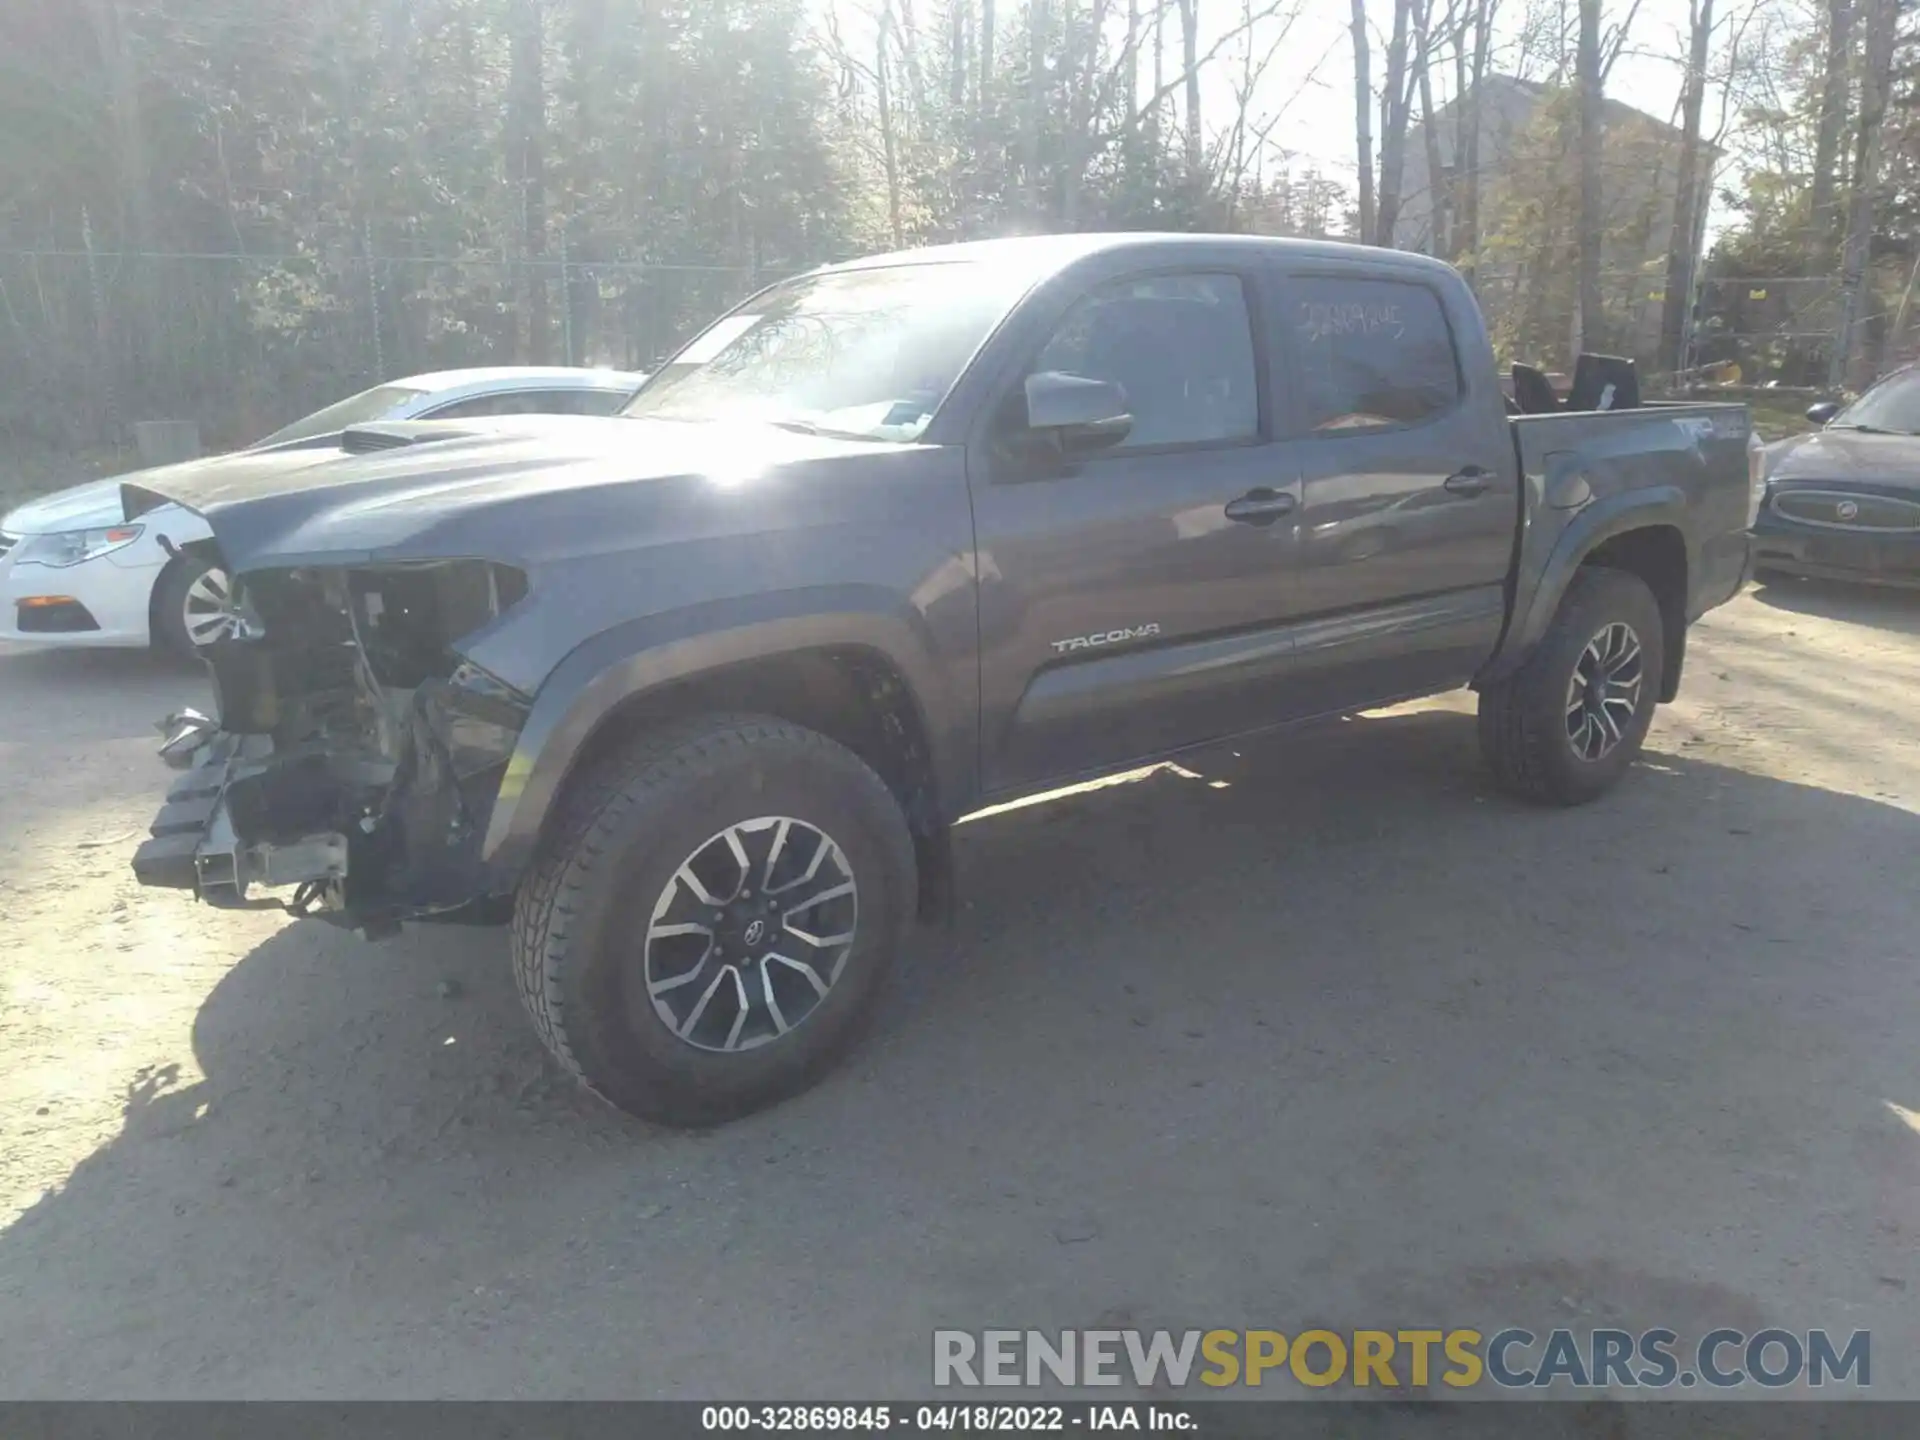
left=1282, top=277, right=1461, bottom=433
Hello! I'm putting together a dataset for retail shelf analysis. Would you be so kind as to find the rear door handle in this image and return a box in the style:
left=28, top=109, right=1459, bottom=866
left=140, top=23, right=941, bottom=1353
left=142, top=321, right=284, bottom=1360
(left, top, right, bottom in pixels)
left=1224, top=489, right=1297, bottom=525
left=1443, top=466, right=1493, bottom=497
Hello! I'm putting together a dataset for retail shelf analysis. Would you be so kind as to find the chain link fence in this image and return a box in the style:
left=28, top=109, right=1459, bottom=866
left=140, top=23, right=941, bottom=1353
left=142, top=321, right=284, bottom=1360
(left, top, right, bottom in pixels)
left=1462, top=266, right=1852, bottom=394
left=0, top=250, right=799, bottom=455
left=1683, top=275, right=1847, bottom=388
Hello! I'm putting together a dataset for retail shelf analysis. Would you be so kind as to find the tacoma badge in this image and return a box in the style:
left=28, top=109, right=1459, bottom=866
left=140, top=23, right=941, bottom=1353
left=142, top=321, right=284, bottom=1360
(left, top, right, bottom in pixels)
left=1051, top=623, right=1162, bottom=654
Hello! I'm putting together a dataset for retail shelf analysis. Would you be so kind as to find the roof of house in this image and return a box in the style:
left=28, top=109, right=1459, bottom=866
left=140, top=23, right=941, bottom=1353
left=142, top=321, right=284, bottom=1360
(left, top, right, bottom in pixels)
left=1418, top=73, right=1726, bottom=155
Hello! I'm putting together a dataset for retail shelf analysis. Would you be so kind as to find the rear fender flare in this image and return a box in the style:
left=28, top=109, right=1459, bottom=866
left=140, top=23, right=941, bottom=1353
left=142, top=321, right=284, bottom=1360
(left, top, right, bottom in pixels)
left=1479, top=484, right=1693, bottom=685
left=477, top=586, right=962, bottom=887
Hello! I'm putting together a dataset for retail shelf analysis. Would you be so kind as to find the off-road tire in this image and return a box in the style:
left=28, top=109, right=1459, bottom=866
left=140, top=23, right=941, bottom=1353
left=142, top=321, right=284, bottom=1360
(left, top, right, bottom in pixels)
left=511, top=713, right=917, bottom=1126
left=1477, top=566, right=1666, bottom=806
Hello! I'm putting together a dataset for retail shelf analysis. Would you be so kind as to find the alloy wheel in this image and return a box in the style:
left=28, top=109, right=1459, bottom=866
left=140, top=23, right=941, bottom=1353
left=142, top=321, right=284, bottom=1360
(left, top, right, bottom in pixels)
left=643, top=816, right=859, bottom=1053
left=1564, top=621, right=1644, bottom=761
left=182, top=566, right=237, bottom=648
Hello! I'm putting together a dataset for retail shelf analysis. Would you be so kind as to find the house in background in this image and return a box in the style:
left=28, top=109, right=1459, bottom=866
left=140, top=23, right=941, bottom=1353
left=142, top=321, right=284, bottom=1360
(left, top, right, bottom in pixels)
left=1391, top=74, right=1719, bottom=365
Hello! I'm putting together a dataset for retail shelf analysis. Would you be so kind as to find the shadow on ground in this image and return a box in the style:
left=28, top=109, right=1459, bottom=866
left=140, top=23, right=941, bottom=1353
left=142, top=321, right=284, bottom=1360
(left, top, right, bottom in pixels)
left=1749, top=574, right=1920, bottom=636
left=4, top=710, right=1918, bottom=1397
left=0, top=644, right=206, bottom=746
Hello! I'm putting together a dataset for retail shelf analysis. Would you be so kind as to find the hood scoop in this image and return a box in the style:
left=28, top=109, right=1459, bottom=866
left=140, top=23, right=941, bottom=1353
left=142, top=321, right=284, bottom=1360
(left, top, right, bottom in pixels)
left=340, top=424, right=431, bottom=454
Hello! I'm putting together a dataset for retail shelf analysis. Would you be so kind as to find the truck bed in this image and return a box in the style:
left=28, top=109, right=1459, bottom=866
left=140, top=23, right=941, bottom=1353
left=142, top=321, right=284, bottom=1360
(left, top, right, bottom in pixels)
left=1506, top=401, right=1754, bottom=638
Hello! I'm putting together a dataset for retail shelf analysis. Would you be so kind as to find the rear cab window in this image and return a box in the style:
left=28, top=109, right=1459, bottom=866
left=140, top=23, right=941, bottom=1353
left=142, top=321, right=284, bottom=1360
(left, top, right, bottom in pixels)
left=1278, top=275, right=1462, bottom=435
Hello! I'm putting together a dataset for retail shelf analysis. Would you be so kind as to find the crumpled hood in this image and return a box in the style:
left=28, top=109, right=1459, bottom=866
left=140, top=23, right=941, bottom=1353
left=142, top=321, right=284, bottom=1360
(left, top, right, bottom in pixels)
left=122, top=414, right=909, bottom=572
left=2, top=478, right=134, bottom=533
left=1, top=454, right=229, bottom=533
left=1765, top=428, right=1920, bottom=491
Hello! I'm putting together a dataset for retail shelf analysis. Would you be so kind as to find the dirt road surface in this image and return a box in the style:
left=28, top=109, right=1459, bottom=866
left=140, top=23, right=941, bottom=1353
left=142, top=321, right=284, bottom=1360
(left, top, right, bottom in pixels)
left=2, top=579, right=1917, bottom=1399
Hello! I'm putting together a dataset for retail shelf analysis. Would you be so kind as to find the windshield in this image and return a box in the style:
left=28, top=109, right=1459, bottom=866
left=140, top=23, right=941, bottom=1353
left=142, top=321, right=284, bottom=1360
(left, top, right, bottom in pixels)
left=253, top=384, right=428, bottom=447
left=1832, top=369, right=1920, bottom=435
left=623, top=262, right=1034, bottom=441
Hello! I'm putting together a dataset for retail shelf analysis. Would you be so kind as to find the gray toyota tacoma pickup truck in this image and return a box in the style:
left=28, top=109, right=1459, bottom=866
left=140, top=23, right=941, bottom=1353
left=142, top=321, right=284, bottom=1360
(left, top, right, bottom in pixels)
left=128, top=233, right=1756, bottom=1125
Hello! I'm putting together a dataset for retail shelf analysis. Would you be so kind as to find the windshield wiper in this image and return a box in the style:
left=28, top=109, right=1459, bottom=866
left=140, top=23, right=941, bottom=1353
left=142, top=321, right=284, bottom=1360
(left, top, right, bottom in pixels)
left=1829, top=423, right=1912, bottom=436
left=764, top=417, right=881, bottom=442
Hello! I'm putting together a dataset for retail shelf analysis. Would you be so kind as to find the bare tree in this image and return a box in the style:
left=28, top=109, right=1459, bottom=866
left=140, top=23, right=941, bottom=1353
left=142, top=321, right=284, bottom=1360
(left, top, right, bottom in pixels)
left=980, top=0, right=996, bottom=116
left=1352, top=0, right=1376, bottom=239
left=950, top=0, right=968, bottom=109
left=1178, top=0, right=1204, bottom=179
left=1658, top=0, right=1714, bottom=370
left=1575, top=0, right=1603, bottom=351
left=79, top=0, right=154, bottom=252
left=1414, top=0, right=1453, bottom=256
left=507, top=0, right=550, bottom=362
left=1026, top=0, right=1049, bottom=215
left=878, top=2, right=905, bottom=247
left=1832, top=0, right=1898, bottom=387
left=1809, top=0, right=1854, bottom=252
left=1220, top=0, right=1314, bottom=221
left=1374, top=0, right=1417, bottom=245
left=1453, top=0, right=1496, bottom=274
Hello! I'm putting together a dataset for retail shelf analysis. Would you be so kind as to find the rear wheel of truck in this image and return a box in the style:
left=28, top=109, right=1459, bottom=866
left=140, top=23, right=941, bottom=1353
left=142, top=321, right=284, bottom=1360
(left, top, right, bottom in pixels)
left=1477, top=566, right=1665, bottom=806
left=511, top=714, right=917, bottom=1127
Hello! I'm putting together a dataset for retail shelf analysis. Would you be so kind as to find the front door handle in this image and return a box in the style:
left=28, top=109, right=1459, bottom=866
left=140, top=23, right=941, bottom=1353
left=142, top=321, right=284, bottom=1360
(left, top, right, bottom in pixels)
left=1443, top=466, right=1493, bottom=497
left=1224, top=488, right=1297, bottom=525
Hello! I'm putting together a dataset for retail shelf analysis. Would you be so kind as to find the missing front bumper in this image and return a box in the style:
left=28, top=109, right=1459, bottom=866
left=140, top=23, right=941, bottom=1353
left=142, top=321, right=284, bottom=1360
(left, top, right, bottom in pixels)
left=132, top=678, right=529, bottom=924
left=132, top=727, right=356, bottom=911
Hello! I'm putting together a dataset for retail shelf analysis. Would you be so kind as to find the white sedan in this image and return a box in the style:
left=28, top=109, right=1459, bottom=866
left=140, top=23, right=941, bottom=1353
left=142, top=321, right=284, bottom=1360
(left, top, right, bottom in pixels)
left=0, top=366, right=642, bottom=657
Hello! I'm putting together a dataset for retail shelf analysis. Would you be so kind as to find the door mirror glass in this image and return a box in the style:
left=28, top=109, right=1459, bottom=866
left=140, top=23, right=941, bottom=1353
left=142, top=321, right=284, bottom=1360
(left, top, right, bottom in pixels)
left=1805, top=400, right=1840, bottom=426
left=1023, top=371, right=1132, bottom=452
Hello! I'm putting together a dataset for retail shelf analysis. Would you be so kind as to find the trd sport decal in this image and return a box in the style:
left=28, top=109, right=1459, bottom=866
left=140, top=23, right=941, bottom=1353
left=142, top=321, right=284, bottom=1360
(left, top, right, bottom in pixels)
left=1050, top=623, right=1162, bottom=654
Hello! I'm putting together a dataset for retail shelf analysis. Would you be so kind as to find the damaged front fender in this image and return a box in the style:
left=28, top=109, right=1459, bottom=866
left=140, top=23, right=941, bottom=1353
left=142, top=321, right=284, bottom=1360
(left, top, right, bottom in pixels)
left=132, top=557, right=532, bottom=930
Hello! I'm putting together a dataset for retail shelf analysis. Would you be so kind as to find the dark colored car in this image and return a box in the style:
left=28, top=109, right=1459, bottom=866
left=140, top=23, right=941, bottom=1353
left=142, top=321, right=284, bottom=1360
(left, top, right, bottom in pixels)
left=1752, top=366, right=1920, bottom=587
left=125, top=234, right=1754, bottom=1126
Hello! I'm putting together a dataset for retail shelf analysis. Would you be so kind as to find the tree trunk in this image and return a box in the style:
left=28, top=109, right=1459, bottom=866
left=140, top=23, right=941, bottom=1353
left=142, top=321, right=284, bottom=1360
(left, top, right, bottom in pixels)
left=508, top=0, right=550, bottom=363
left=79, top=0, right=154, bottom=251
left=879, top=7, right=906, bottom=247
left=1832, top=0, right=1897, bottom=388
left=1575, top=0, right=1604, bottom=354
left=1026, top=0, right=1049, bottom=218
left=1658, top=0, right=1712, bottom=373
left=562, top=0, right=609, bottom=365
left=1351, top=0, right=1376, bottom=241
left=1374, top=0, right=1414, bottom=246
left=950, top=0, right=968, bottom=109
left=1178, top=0, right=1203, bottom=182
left=1809, top=0, right=1853, bottom=254
left=898, top=0, right=926, bottom=109
left=1457, top=0, right=1492, bottom=277
left=1128, top=0, right=1141, bottom=120
left=980, top=0, right=995, bottom=117
left=1150, top=0, right=1165, bottom=205
left=1417, top=8, right=1446, bottom=256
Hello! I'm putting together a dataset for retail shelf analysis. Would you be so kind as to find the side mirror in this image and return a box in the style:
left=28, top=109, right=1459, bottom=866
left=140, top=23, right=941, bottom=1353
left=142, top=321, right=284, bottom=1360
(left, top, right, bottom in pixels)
left=1806, top=401, right=1841, bottom=426
left=1022, top=371, right=1132, bottom=454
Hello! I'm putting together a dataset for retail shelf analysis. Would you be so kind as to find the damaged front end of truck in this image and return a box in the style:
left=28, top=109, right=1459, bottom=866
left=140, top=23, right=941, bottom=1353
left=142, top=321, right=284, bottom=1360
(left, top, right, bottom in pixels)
left=133, top=552, right=533, bottom=934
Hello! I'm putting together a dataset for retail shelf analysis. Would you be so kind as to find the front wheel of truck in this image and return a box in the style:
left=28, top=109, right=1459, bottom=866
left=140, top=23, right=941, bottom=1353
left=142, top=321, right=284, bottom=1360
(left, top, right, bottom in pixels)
left=1477, top=566, right=1666, bottom=806
left=511, top=714, right=917, bottom=1127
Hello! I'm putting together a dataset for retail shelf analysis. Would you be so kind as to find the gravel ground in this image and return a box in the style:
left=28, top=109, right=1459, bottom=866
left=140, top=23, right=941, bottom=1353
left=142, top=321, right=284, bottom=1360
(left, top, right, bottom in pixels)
left=1, top=578, right=1917, bottom=1400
